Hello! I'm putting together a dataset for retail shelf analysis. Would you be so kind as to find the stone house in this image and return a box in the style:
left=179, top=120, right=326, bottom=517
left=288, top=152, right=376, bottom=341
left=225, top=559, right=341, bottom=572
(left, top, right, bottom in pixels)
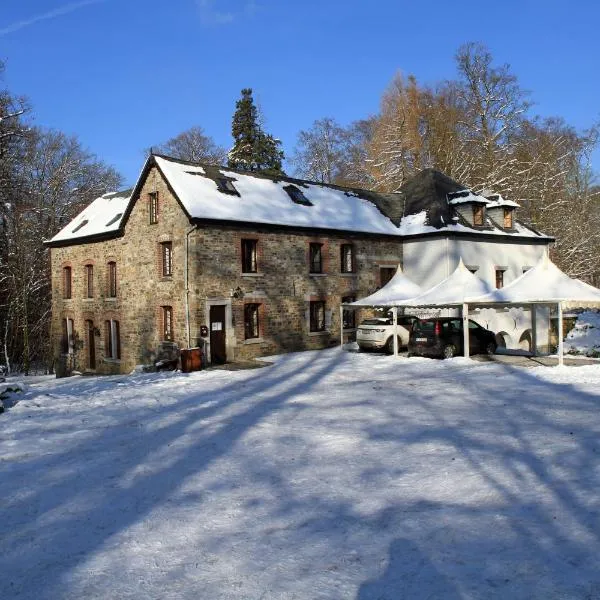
left=46, top=154, right=553, bottom=374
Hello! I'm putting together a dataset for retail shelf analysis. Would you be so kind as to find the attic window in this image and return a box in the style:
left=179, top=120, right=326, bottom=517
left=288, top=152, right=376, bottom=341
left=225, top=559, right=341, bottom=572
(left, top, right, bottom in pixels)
left=105, top=213, right=123, bottom=227
left=72, top=219, right=88, bottom=233
left=216, top=178, right=239, bottom=195
left=473, top=205, right=484, bottom=226
left=284, top=185, right=313, bottom=206
left=503, top=208, right=513, bottom=228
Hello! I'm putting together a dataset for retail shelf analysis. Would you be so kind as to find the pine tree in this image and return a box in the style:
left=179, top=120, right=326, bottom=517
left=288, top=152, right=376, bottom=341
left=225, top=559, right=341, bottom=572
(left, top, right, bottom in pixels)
left=228, top=88, right=284, bottom=174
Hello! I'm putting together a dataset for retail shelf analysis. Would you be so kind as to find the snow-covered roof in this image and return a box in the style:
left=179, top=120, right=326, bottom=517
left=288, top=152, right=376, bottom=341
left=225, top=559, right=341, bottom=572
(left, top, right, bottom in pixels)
left=46, top=157, right=552, bottom=245
left=447, top=190, right=489, bottom=205
left=473, top=257, right=600, bottom=304
left=49, top=190, right=132, bottom=243
left=398, top=260, right=494, bottom=306
left=155, top=156, right=400, bottom=236
left=485, top=194, right=520, bottom=209
left=350, top=267, right=422, bottom=306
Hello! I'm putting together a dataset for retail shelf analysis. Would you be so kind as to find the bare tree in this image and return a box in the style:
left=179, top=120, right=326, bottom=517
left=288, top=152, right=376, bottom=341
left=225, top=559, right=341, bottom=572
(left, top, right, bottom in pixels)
left=151, top=126, right=227, bottom=165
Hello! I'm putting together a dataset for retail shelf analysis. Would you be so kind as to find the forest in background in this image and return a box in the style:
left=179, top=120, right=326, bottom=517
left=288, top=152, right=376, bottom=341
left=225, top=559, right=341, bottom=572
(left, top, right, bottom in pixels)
left=1, top=43, right=598, bottom=373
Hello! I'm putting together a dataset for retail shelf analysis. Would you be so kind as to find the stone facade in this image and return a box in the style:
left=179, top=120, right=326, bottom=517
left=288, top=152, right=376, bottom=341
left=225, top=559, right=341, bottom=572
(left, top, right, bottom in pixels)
left=50, top=166, right=403, bottom=373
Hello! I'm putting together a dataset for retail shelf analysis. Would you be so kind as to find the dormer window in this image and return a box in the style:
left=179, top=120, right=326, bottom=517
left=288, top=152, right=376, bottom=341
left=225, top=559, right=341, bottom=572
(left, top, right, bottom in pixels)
left=284, top=185, right=313, bottom=206
left=72, top=219, right=88, bottom=233
left=503, top=208, right=513, bottom=228
left=216, top=178, right=239, bottom=195
left=105, top=213, right=123, bottom=227
left=473, top=205, right=484, bottom=226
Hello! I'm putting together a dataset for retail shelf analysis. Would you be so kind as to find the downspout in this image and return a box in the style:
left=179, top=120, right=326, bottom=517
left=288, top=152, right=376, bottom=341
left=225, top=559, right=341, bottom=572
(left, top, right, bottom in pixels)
left=445, top=236, right=450, bottom=278
left=184, top=224, right=197, bottom=348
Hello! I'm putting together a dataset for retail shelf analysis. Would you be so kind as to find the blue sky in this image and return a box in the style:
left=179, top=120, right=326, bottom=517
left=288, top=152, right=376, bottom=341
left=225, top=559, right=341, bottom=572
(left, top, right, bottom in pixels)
left=1, top=0, right=599, bottom=187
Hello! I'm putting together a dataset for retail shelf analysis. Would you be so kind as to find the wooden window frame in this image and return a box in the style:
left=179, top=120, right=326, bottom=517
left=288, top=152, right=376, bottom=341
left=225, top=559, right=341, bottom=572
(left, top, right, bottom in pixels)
left=162, top=306, right=173, bottom=341
left=241, top=239, right=258, bottom=274
left=149, top=192, right=159, bottom=224
left=309, top=242, right=323, bottom=274
left=473, top=205, right=484, bottom=226
left=85, top=264, right=93, bottom=298
left=503, top=208, right=513, bottom=228
left=309, top=300, right=326, bottom=332
left=61, top=318, right=74, bottom=354
left=107, top=261, right=117, bottom=298
left=63, top=266, right=72, bottom=299
left=341, top=295, right=356, bottom=329
left=105, top=319, right=121, bottom=360
left=495, top=269, right=505, bottom=289
left=161, top=242, right=173, bottom=277
left=340, top=244, right=355, bottom=273
left=244, top=303, right=261, bottom=339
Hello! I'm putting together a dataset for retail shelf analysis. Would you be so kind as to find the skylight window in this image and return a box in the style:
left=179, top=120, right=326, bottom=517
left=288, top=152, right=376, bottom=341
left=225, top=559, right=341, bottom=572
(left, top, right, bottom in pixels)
left=105, top=213, right=123, bottom=227
left=72, top=219, right=89, bottom=233
left=216, top=178, right=239, bottom=195
left=284, top=185, right=313, bottom=206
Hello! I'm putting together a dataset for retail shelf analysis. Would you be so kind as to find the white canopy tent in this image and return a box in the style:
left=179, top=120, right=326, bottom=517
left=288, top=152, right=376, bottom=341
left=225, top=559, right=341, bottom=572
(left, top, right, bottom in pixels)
left=471, top=257, right=600, bottom=365
left=340, top=268, right=422, bottom=356
left=342, top=257, right=600, bottom=365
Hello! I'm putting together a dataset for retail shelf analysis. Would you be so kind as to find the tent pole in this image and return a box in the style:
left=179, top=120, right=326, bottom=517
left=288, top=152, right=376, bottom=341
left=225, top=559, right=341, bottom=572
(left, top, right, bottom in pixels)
left=531, top=304, right=537, bottom=356
left=392, top=306, right=398, bottom=357
left=462, top=303, right=470, bottom=358
left=558, top=302, right=564, bottom=367
left=340, top=306, right=344, bottom=348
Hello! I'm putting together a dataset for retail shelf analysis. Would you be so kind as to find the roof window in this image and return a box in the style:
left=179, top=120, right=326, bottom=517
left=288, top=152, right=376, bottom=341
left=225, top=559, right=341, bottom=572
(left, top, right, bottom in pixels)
left=105, top=213, right=123, bottom=227
left=216, top=178, right=239, bottom=196
left=284, top=185, right=313, bottom=206
left=71, top=219, right=89, bottom=233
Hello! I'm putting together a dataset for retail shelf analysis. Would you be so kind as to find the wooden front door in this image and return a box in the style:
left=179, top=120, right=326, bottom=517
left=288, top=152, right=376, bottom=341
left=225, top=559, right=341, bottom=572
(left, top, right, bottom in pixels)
left=209, top=305, right=226, bottom=364
left=86, top=320, right=96, bottom=370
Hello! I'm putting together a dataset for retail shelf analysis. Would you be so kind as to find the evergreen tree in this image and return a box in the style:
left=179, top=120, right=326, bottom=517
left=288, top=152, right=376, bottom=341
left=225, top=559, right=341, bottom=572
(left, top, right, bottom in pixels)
left=228, top=88, right=284, bottom=174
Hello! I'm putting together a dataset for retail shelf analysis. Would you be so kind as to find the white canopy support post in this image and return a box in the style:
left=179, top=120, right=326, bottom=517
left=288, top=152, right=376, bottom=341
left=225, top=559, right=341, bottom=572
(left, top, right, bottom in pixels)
left=462, top=303, right=470, bottom=358
left=340, top=305, right=344, bottom=348
left=392, top=306, right=398, bottom=357
left=531, top=304, right=537, bottom=356
left=558, top=301, right=564, bottom=367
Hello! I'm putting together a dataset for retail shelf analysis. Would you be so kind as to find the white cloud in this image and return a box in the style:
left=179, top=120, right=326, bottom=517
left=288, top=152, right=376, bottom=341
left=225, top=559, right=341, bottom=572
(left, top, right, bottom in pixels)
left=196, top=0, right=258, bottom=26
left=0, top=0, right=106, bottom=37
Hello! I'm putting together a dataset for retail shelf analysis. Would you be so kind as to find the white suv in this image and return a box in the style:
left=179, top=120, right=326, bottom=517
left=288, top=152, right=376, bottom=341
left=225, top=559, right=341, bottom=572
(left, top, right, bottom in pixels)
left=356, top=315, right=418, bottom=353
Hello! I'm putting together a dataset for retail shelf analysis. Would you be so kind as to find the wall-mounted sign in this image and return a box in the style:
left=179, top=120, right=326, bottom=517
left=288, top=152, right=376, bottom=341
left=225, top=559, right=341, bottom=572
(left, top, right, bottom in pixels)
left=211, top=322, right=223, bottom=331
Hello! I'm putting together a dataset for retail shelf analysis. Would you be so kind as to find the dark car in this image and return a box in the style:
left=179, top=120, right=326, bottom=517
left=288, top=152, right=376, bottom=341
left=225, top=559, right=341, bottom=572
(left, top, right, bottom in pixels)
left=408, top=317, right=497, bottom=359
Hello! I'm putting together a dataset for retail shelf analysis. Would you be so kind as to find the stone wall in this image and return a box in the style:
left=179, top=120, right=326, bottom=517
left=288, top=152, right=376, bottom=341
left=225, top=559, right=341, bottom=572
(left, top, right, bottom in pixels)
left=50, top=165, right=403, bottom=373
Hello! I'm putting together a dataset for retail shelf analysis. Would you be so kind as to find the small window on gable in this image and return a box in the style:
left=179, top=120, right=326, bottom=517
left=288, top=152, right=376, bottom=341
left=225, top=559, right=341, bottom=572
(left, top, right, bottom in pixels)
left=473, top=205, right=484, bottom=226
left=105, top=213, right=123, bottom=227
left=161, top=242, right=173, bottom=277
left=216, top=178, right=239, bottom=195
left=284, top=185, right=313, bottom=206
left=503, top=208, right=513, bottom=228
left=149, top=192, right=158, bottom=224
left=72, top=219, right=88, bottom=234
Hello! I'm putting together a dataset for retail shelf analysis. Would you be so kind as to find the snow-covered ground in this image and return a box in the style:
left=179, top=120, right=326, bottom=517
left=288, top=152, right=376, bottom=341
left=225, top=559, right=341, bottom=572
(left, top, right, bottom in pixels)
left=2, top=349, right=600, bottom=599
